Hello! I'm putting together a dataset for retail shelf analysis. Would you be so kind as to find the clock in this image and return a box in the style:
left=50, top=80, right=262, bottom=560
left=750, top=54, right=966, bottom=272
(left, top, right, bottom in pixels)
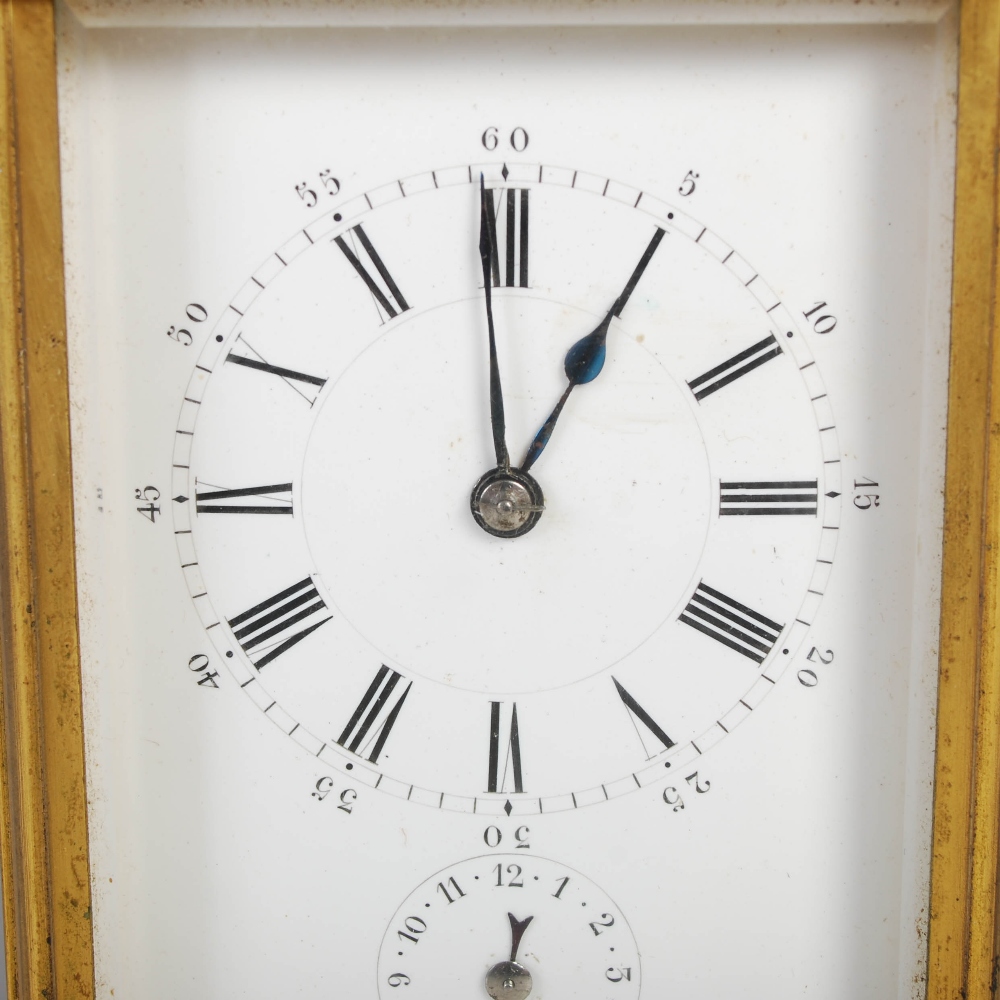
left=2, top=2, right=1000, bottom=999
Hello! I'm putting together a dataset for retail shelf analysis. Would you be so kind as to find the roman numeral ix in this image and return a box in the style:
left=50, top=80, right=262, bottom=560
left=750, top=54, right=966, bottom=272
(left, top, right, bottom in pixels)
left=719, top=480, right=818, bottom=516
left=486, top=187, right=529, bottom=288
left=334, top=223, right=410, bottom=320
left=337, top=665, right=412, bottom=763
left=488, top=701, right=524, bottom=794
left=228, top=577, right=331, bottom=669
left=688, top=334, right=782, bottom=401
left=196, top=482, right=293, bottom=515
left=680, top=582, right=783, bottom=664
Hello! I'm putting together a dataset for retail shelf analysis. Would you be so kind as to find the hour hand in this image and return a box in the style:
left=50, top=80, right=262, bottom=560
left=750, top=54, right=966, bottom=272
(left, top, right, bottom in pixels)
left=519, top=227, right=665, bottom=474
left=520, top=306, right=615, bottom=474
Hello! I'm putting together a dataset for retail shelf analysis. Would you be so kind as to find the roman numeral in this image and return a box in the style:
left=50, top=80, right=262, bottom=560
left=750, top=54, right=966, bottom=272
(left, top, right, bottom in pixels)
left=487, top=702, right=524, bottom=794
left=688, top=334, right=782, bottom=401
left=487, top=188, right=529, bottom=288
left=680, top=582, right=783, bottom=664
left=337, top=665, right=412, bottom=763
left=225, top=341, right=326, bottom=406
left=613, top=227, right=665, bottom=316
left=196, top=481, right=293, bottom=515
left=613, top=677, right=675, bottom=757
left=719, top=480, right=818, bottom=516
left=228, top=577, right=331, bottom=669
left=334, top=223, right=410, bottom=320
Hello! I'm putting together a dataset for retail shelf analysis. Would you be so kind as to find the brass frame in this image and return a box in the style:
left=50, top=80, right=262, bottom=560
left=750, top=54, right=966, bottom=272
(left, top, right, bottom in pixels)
left=0, top=1, right=997, bottom=997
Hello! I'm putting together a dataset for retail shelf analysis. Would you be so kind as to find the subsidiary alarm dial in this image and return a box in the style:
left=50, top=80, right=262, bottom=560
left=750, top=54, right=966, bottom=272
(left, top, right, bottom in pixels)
left=377, top=854, right=641, bottom=999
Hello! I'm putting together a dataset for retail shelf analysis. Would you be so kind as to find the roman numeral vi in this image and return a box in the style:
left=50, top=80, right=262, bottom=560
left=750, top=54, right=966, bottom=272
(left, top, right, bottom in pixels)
left=487, top=701, right=524, bottom=794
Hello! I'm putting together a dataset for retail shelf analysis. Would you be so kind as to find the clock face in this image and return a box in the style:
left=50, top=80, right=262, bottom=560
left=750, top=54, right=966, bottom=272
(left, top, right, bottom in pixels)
left=171, top=162, right=840, bottom=812
left=58, top=12, right=955, bottom=1000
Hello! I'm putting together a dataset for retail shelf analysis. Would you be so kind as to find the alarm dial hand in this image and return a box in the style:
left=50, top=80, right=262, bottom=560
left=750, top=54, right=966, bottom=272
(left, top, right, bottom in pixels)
left=485, top=913, right=535, bottom=1000
left=508, top=912, right=534, bottom=964
left=479, top=174, right=510, bottom=472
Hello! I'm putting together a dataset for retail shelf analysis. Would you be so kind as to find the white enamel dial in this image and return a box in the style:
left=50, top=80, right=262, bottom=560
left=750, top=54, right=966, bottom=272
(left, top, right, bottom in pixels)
left=171, top=162, right=840, bottom=814
left=58, top=11, right=953, bottom=998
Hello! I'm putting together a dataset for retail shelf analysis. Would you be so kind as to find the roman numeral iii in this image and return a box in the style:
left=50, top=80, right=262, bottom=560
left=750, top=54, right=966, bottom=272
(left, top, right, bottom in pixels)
left=334, top=223, right=410, bottom=319
left=719, top=480, right=818, bottom=516
left=679, top=582, right=783, bottom=663
left=688, top=334, right=782, bottom=401
left=487, top=701, right=524, bottom=794
left=228, top=577, right=331, bottom=669
left=337, top=665, right=412, bottom=763
left=196, top=482, right=293, bottom=515
left=487, top=188, right=529, bottom=288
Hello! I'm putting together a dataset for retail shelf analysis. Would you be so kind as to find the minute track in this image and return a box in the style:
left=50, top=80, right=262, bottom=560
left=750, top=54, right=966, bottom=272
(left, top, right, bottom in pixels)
left=172, top=161, right=840, bottom=813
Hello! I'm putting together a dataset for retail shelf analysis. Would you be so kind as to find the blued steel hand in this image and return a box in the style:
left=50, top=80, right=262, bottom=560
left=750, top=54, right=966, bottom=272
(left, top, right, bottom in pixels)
left=480, top=174, right=510, bottom=472
left=519, top=227, right=665, bottom=474
left=508, top=913, right=534, bottom=964
left=520, top=304, right=615, bottom=473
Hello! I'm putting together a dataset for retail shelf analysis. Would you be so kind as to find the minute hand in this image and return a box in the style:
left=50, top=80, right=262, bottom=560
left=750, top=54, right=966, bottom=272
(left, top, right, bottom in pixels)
left=479, top=174, right=510, bottom=472
left=519, top=228, right=665, bottom=474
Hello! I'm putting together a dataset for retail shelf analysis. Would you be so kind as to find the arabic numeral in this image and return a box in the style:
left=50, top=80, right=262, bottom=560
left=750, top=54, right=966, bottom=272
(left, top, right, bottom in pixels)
left=803, top=300, right=837, bottom=335
left=134, top=485, right=160, bottom=523
left=295, top=181, right=317, bottom=208
left=799, top=646, right=835, bottom=687
left=397, top=916, right=427, bottom=945
left=312, top=776, right=334, bottom=801
left=589, top=913, right=615, bottom=936
left=494, top=863, right=524, bottom=887
left=386, top=973, right=410, bottom=988
left=296, top=171, right=341, bottom=208
left=481, top=126, right=529, bottom=152
left=606, top=967, right=633, bottom=983
left=436, top=877, right=466, bottom=904
left=187, top=653, right=219, bottom=689
left=678, top=170, right=699, bottom=196
left=662, top=786, right=684, bottom=812
left=319, top=169, right=341, bottom=195
left=166, top=302, right=208, bottom=346
left=853, top=476, right=880, bottom=510
left=685, top=770, right=711, bottom=794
